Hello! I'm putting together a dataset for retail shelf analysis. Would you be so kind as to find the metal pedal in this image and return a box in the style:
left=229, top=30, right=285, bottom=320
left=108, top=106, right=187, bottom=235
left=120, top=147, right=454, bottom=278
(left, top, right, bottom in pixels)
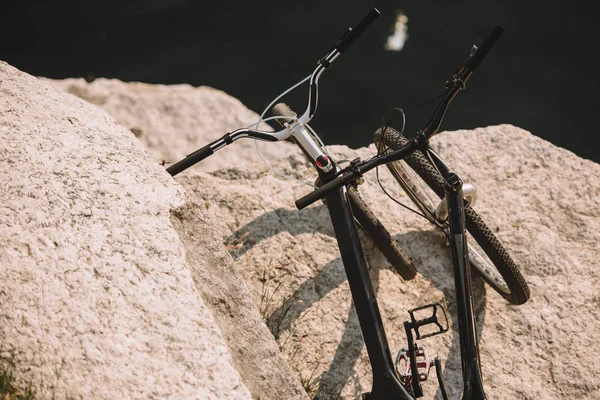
left=396, top=345, right=435, bottom=384
left=397, top=303, right=449, bottom=397
left=407, top=303, right=449, bottom=340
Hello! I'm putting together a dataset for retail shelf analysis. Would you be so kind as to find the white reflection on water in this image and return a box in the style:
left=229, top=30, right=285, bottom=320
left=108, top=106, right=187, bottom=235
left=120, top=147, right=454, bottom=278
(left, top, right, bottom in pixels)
left=385, top=11, right=409, bottom=52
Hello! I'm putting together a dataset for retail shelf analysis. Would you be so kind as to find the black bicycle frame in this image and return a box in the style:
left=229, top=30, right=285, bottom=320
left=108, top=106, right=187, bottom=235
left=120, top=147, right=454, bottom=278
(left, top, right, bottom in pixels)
left=319, top=170, right=412, bottom=399
left=275, top=98, right=412, bottom=398
left=301, top=135, right=488, bottom=400
left=316, top=153, right=487, bottom=399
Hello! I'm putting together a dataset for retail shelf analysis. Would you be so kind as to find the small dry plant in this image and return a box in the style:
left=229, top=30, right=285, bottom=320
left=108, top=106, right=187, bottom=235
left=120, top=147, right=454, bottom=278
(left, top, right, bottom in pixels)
left=257, top=261, right=295, bottom=340
left=225, top=231, right=249, bottom=253
left=0, top=359, right=35, bottom=400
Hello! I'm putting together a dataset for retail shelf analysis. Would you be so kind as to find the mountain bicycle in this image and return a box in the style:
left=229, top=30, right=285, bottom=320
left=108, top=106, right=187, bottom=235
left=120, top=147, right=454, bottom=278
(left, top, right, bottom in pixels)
left=166, top=10, right=418, bottom=397
left=296, top=25, right=530, bottom=399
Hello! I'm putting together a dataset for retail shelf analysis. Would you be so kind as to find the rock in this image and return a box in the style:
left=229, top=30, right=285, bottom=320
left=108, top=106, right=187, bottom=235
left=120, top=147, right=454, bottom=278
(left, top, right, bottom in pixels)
left=46, top=75, right=600, bottom=399
left=0, top=61, right=307, bottom=400
left=172, top=127, right=600, bottom=399
left=169, top=203, right=309, bottom=400
left=42, top=77, right=297, bottom=172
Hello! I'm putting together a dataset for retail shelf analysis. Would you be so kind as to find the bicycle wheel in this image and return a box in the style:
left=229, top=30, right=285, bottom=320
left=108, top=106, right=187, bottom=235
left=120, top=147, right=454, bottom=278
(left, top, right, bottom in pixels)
left=348, top=186, right=417, bottom=281
left=374, top=127, right=529, bottom=305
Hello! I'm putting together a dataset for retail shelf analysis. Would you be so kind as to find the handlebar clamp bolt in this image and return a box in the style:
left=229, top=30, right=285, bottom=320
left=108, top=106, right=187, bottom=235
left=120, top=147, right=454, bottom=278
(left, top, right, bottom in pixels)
left=316, top=155, right=333, bottom=173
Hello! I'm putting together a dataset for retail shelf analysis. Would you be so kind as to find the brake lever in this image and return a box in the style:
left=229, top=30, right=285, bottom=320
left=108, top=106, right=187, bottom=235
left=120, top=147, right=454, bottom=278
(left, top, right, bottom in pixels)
left=331, top=158, right=361, bottom=180
left=348, top=158, right=366, bottom=186
left=451, top=44, right=478, bottom=80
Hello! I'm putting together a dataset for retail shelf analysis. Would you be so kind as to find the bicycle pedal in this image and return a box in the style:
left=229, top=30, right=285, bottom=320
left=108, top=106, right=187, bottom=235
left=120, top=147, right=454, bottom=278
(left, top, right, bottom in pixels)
left=396, top=345, right=435, bottom=383
left=406, top=303, right=449, bottom=339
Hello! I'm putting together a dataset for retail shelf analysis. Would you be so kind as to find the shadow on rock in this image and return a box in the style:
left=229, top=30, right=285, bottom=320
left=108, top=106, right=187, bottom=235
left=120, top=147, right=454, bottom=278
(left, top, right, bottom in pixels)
left=228, top=208, right=487, bottom=398
left=225, top=206, right=333, bottom=258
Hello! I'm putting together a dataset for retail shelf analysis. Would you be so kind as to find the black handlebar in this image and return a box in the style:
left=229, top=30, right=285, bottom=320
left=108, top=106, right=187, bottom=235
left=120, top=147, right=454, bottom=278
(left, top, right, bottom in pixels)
left=464, top=25, right=504, bottom=72
left=167, top=144, right=213, bottom=176
left=296, top=24, right=505, bottom=210
left=296, top=171, right=359, bottom=209
left=336, top=8, right=380, bottom=53
left=296, top=137, right=418, bottom=209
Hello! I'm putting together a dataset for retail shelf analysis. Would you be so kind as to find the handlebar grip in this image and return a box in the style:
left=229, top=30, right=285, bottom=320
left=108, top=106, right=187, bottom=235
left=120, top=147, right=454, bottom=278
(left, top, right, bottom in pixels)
left=295, top=172, right=357, bottom=209
left=272, top=103, right=296, bottom=128
left=465, top=25, right=504, bottom=72
left=336, top=7, right=380, bottom=53
left=166, top=144, right=213, bottom=176
left=272, top=103, right=296, bottom=118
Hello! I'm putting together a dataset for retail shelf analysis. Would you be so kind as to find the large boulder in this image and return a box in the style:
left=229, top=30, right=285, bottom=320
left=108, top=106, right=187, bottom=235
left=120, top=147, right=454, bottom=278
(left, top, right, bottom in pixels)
left=173, top=127, right=600, bottom=399
left=0, top=61, right=308, bottom=400
left=42, top=77, right=297, bottom=172
left=48, top=76, right=600, bottom=399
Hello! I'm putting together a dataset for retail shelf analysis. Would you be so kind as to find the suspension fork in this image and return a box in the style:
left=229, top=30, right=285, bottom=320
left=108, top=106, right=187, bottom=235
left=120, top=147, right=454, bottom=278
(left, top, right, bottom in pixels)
left=428, top=148, right=486, bottom=400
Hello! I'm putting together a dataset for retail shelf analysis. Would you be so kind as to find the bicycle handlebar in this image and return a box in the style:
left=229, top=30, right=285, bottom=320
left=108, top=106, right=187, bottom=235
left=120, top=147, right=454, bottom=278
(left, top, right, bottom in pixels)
left=167, top=144, right=213, bottom=176
left=296, top=25, right=504, bottom=209
left=336, top=8, right=380, bottom=53
left=167, top=9, right=380, bottom=177
left=420, top=25, right=504, bottom=139
left=166, top=128, right=278, bottom=176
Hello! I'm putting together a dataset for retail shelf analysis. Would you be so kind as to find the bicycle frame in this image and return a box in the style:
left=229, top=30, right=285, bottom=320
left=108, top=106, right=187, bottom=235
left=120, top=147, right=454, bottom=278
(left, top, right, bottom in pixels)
left=306, top=139, right=487, bottom=399
left=294, top=120, right=486, bottom=400
left=321, top=146, right=488, bottom=400
left=273, top=100, right=415, bottom=397
left=324, top=184, right=413, bottom=399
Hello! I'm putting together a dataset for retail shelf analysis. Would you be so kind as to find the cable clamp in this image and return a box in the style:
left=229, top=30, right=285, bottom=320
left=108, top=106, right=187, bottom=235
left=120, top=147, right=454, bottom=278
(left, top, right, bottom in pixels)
left=414, top=131, right=429, bottom=150
left=348, top=158, right=364, bottom=186
left=283, top=116, right=301, bottom=132
left=318, top=57, right=332, bottom=69
left=448, top=75, right=466, bottom=90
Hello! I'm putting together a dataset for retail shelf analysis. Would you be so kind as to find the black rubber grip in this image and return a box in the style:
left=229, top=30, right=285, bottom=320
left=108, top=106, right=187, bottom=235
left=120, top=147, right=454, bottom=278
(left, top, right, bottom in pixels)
left=465, top=25, right=504, bottom=72
left=336, top=7, right=380, bottom=53
left=166, top=144, right=213, bottom=176
left=295, top=172, right=358, bottom=209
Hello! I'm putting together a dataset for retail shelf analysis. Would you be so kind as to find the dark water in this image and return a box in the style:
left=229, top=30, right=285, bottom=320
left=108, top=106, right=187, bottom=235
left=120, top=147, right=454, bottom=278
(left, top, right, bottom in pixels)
left=2, top=1, right=598, bottom=162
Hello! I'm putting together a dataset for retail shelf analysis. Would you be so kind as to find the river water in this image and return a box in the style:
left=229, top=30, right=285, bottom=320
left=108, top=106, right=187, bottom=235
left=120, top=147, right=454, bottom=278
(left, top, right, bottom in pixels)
left=2, top=1, right=598, bottom=162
